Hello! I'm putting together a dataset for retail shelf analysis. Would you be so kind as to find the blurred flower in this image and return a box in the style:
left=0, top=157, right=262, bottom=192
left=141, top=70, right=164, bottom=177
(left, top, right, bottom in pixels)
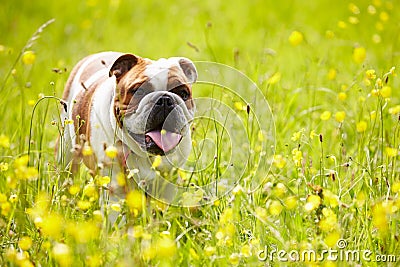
left=392, top=182, right=400, bottom=193
left=348, top=16, right=359, bottom=24
left=291, top=129, right=303, bottom=141
left=338, top=92, right=347, bottom=101
left=379, top=11, right=389, bottom=22
left=126, top=190, right=145, bottom=214
left=22, top=51, right=36, bottom=65
left=337, top=20, right=347, bottom=29
left=320, top=111, right=331, bottom=121
left=0, top=162, right=8, bottom=171
left=66, top=221, right=99, bottom=243
left=356, top=121, right=367, bottom=132
left=284, top=196, right=298, bottom=210
left=353, top=46, right=366, bottom=64
left=380, top=86, right=391, bottom=98
left=96, top=175, right=110, bottom=186
left=111, top=203, right=121, bottom=212
left=77, top=200, right=92, bottom=210
left=348, top=3, right=360, bottom=14
left=52, top=243, right=72, bottom=267
left=0, top=134, right=10, bottom=148
left=229, top=253, right=240, bottom=265
left=389, top=105, right=400, bottom=115
left=241, top=245, right=252, bottom=257
left=288, top=31, right=303, bottom=46
left=365, top=69, right=376, bottom=80
left=372, top=202, right=389, bottom=233
left=324, top=231, right=341, bottom=248
left=385, top=147, right=398, bottom=157
left=116, top=172, right=126, bottom=186
left=18, top=236, right=33, bottom=251
left=327, top=68, right=337, bottom=80
left=189, top=248, right=200, bottom=260
left=68, top=184, right=80, bottom=195
left=156, top=237, right=177, bottom=258
left=292, top=148, right=303, bottom=166
left=304, top=195, right=321, bottom=212
left=268, top=200, right=283, bottom=216
left=325, top=30, right=335, bottom=39
left=204, top=246, right=217, bottom=257
left=83, top=182, right=98, bottom=199
left=41, top=213, right=63, bottom=239
left=335, top=111, right=346, bottom=123
left=272, top=154, right=286, bottom=169
left=14, top=155, right=38, bottom=180
left=82, top=143, right=93, bottom=156
left=319, top=208, right=338, bottom=232
left=105, top=145, right=118, bottom=158
left=152, top=155, right=162, bottom=169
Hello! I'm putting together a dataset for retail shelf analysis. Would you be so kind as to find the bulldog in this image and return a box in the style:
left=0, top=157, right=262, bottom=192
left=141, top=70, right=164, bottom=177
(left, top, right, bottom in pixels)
left=61, top=52, right=197, bottom=194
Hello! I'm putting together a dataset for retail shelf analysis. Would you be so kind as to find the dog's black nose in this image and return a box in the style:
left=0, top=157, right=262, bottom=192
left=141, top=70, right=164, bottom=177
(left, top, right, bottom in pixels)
left=156, top=95, right=174, bottom=107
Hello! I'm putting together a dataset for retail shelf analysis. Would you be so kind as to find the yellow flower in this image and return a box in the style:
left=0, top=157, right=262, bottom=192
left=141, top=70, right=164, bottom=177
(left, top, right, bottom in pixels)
left=68, top=184, right=80, bottom=195
left=204, top=246, right=217, bottom=257
left=52, top=243, right=72, bottom=267
left=320, top=111, right=331, bottom=120
left=348, top=3, right=360, bottom=14
left=9, top=194, right=18, bottom=203
left=284, top=196, right=298, bottom=210
left=0, top=162, right=8, bottom=171
left=116, top=172, right=126, bottom=186
left=66, top=221, right=99, bottom=243
left=83, top=183, right=98, bottom=199
left=379, top=11, right=389, bottom=22
left=229, top=253, right=241, bottom=265
left=219, top=207, right=233, bottom=224
left=335, top=111, right=346, bottom=123
left=255, top=207, right=268, bottom=221
left=18, top=236, right=33, bottom=251
left=324, top=231, right=340, bottom=248
left=380, top=86, right=391, bottom=98
left=77, top=200, right=92, bottom=210
left=372, top=202, right=388, bottom=233
left=292, top=148, right=303, bottom=166
left=151, top=155, right=162, bottom=169
left=189, top=248, right=200, bottom=260
left=126, top=190, right=145, bottom=213
left=304, top=195, right=321, bottom=212
left=365, top=69, right=376, bottom=80
left=156, top=237, right=177, bottom=258
left=96, top=175, right=110, bottom=186
left=385, top=147, right=398, bottom=157
left=82, top=143, right=93, bottom=156
left=288, top=30, right=303, bottom=46
left=273, top=183, right=287, bottom=197
left=268, top=200, right=283, bottom=216
left=337, top=20, right=347, bottom=29
left=28, top=100, right=36, bottom=106
left=105, top=145, right=118, bottom=158
left=389, top=105, right=400, bottom=115
left=327, top=68, right=337, bottom=80
left=348, top=16, right=359, bottom=24
left=353, top=46, right=366, bottom=64
left=41, top=213, right=63, bottom=239
left=309, top=130, right=318, bottom=140
left=325, top=30, right=335, bottom=39
left=291, top=129, right=303, bottom=141
left=338, top=92, right=347, bottom=101
left=272, top=154, right=286, bottom=169
left=356, top=121, right=367, bottom=132
left=323, top=190, right=339, bottom=208
left=22, top=51, right=36, bottom=65
left=0, top=134, right=10, bottom=148
left=241, top=245, right=252, bottom=257
left=1, top=201, right=11, bottom=216
left=257, top=130, right=264, bottom=141
left=392, top=182, right=400, bottom=193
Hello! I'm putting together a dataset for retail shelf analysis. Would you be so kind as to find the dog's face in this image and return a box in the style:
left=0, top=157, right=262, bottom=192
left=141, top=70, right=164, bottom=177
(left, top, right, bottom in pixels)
left=109, top=54, right=197, bottom=156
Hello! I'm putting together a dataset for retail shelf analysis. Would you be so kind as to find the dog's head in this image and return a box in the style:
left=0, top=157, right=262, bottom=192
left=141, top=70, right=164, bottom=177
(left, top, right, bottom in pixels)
left=109, top=54, right=197, bottom=157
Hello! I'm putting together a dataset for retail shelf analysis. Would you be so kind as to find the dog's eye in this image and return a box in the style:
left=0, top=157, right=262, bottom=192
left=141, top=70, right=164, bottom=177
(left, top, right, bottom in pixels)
left=174, top=88, right=189, bottom=101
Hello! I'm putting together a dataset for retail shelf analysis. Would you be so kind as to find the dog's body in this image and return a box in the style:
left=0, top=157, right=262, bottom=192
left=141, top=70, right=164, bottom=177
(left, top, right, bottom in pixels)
left=61, top=52, right=197, bottom=195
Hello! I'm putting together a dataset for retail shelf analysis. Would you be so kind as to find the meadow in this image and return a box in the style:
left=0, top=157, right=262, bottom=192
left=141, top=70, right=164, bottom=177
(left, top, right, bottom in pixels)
left=0, top=0, right=399, bottom=266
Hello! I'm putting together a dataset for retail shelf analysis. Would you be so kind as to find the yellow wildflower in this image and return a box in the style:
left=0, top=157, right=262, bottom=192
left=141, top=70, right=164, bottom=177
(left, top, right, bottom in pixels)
left=18, top=236, right=33, bottom=251
left=392, top=182, right=400, bottom=193
left=272, top=154, right=286, bottom=169
left=304, top=195, right=321, bottom=212
left=1, top=201, right=11, bottom=216
left=338, top=92, right=347, bottom=101
left=356, top=121, right=367, bottom=132
left=96, top=175, right=110, bottom=186
left=156, top=237, right=177, bottom=258
left=320, top=111, right=331, bottom=120
left=77, top=200, right=92, bottom=210
left=372, top=202, right=388, bottom=233
left=204, top=246, right=217, bottom=257
left=292, top=148, right=303, bottom=166
left=105, top=145, right=118, bottom=158
left=52, top=243, right=72, bottom=267
left=126, top=190, right=145, bottom=213
left=365, top=69, right=376, bottom=80
left=379, top=11, right=389, bottom=22
left=255, top=207, right=268, bottom=221
left=22, top=51, right=36, bottom=65
left=291, top=129, right=303, bottom=141
left=83, top=183, right=98, bottom=199
left=111, top=203, right=121, bottom=212
left=116, top=172, right=126, bottom=186
left=353, top=46, right=366, bottom=64
left=288, top=31, right=303, bottom=46
left=0, top=162, right=8, bottom=171
left=324, top=231, right=341, bottom=248
left=348, top=3, right=360, bottom=14
left=284, top=196, right=298, bottom=210
left=68, top=184, right=80, bottom=195
left=151, top=155, right=162, bottom=168
left=82, top=143, right=93, bottom=156
left=41, top=213, right=63, bottom=239
left=229, top=253, right=241, bottom=265
left=380, top=86, right=391, bottom=98
left=335, top=111, right=346, bottom=123
left=0, top=134, right=10, bottom=148
left=241, top=245, right=252, bottom=257
left=385, top=147, right=398, bottom=157
left=337, top=20, right=347, bottom=29
left=268, top=200, right=283, bottom=216
left=325, top=30, right=335, bottom=39
left=327, top=68, right=337, bottom=80
left=389, top=105, right=400, bottom=115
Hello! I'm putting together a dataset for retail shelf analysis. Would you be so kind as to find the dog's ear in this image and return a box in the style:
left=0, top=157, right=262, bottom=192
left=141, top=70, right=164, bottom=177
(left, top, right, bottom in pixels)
left=109, top=54, right=138, bottom=80
left=178, top=58, right=197, bottom=84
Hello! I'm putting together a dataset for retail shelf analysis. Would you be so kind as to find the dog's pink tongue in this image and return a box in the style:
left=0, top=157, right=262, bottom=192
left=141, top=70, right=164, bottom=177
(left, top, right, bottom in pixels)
left=146, top=130, right=182, bottom=153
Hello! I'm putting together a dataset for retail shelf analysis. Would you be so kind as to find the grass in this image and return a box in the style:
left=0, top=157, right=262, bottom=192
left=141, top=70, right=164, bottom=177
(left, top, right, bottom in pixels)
left=1, top=0, right=400, bottom=266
